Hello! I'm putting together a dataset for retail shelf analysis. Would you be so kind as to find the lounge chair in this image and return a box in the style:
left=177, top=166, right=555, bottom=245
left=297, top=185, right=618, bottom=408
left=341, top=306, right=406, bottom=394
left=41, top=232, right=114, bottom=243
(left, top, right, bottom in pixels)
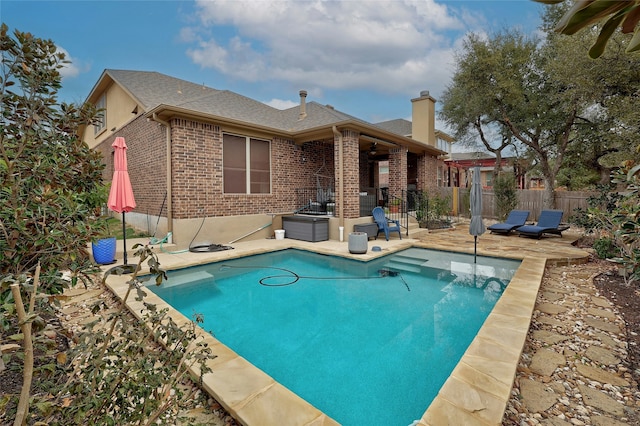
left=516, top=210, right=565, bottom=239
left=487, top=210, right=530, bottom=235
left=372, top=207, right=402, bottom=240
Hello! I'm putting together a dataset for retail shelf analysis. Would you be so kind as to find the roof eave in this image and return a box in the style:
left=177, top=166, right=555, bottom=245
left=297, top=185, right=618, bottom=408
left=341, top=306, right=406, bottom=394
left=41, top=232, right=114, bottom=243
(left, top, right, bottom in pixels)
left=146, top=104, right=294, bottom=138
left=146, top=106, right=445, bottom=157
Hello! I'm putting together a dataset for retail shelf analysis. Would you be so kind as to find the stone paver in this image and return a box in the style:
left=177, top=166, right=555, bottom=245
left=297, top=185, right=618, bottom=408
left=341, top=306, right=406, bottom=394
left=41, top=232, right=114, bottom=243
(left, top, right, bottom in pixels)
left=587, top=307, right=617, bottom=320
left=530, top=349, right=566, bottom=376
left=575, top=364, right=629, bottom=387
left=585, top=345, right=621, bottom=366
left=520, top=379, right=558, bottom=412
left=538, top=302, right=569, bottom=315
left=584, top=317, right=622, bottom=335
left=578, top=384, right=625, bottom=416
left=532, top=330, right=572, bottom=345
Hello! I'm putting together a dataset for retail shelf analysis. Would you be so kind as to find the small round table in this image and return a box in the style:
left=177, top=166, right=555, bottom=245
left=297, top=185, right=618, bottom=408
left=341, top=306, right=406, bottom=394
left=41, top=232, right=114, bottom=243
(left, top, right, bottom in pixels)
left=348, top=232, right=368, bottom=254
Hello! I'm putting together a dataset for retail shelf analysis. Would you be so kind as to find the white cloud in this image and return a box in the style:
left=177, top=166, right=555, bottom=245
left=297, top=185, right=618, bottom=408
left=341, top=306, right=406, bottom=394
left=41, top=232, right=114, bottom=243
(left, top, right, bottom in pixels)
left=57, top=46, right=83, bottom=79
left=184, top=0, right=468, bottom=98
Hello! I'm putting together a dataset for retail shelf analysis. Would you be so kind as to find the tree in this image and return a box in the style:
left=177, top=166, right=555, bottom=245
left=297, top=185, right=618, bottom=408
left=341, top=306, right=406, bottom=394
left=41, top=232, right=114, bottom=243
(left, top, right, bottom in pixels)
left=541, top=3, right=640, bottom=187
left=440, top=29, right=585, bottom=208
left=0, top=24, right=105, bottom=292
left=537, top=0, right=640, bottom=58
left=440, top=4, right=640, bottom=198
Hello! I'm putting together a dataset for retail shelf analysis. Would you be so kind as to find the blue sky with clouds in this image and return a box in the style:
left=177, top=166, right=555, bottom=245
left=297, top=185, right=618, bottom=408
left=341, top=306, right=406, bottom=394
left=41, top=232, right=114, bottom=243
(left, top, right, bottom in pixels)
left=3, top=0, right=545, bottom=129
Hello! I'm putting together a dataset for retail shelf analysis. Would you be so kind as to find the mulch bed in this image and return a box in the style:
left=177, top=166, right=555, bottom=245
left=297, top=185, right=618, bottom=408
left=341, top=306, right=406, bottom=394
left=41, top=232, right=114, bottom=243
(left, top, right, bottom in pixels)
left=574, top=236, right=640, bottom=384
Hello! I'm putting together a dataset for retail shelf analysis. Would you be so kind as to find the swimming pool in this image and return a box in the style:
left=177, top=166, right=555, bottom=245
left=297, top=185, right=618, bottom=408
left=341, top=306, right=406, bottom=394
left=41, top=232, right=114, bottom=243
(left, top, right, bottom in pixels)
left=149, top=248, right=520, bottom=426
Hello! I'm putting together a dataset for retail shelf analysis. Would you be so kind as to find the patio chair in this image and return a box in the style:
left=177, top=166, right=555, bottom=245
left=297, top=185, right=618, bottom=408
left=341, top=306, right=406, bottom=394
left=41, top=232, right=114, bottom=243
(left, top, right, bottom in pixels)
left=487, top=210, right=530, bottom=235
left=372, top=207, right=402, bottom=241
left=516, top=210, right=565, bottom=239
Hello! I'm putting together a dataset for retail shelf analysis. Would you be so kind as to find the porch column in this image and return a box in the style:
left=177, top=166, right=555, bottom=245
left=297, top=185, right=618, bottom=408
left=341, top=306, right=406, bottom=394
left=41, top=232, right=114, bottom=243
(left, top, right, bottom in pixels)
left=388, top=147, right=407, bottom=198
left=417, top=154, right=438, bottom=191
left=334, top=129, right=360, bottom=219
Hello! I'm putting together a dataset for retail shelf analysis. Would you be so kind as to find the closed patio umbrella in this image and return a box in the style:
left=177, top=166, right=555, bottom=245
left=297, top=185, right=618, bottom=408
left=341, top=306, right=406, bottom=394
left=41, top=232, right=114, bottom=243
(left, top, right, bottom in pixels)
left=469, top=166, right=485, bottom=263
left=107, top=137, right=136, bottom=266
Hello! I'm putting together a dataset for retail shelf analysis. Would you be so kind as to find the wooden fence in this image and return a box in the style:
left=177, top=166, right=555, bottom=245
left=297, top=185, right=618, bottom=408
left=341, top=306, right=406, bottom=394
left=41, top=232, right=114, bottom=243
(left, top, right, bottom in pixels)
left=440, top=188, right=597, bottom=223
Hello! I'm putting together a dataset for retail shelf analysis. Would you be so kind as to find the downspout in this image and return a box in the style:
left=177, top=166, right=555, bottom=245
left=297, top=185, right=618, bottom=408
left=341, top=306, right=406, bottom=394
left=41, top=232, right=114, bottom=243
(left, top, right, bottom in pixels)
left=332, top=126, right=344, bottom=227
left=151, top=113, right=173, bottom=242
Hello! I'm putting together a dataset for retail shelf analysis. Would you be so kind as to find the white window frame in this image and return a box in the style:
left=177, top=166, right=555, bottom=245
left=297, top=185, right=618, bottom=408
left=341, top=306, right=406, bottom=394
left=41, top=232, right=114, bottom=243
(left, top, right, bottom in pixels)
left=94, top=94, right=106, bottom=135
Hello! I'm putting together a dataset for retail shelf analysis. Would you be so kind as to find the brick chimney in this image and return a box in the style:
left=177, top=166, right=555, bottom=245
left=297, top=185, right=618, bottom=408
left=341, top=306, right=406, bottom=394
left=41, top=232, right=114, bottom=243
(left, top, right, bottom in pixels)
left=411, top=90, right=436, bottom=146
left=298, top=90, right=307, bottom=120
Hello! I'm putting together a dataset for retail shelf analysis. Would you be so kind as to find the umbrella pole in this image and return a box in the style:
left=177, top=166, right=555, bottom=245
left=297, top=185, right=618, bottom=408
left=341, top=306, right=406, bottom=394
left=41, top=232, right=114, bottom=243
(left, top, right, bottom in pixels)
left=474, top=235, right=477, bottom=263
left=122, top=212, right=128, bottom=265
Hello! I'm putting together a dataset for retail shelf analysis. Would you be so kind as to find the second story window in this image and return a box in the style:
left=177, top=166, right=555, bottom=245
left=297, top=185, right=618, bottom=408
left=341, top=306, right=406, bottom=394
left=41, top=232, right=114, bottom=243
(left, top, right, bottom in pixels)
left=94, top=94, right=106, bottom=135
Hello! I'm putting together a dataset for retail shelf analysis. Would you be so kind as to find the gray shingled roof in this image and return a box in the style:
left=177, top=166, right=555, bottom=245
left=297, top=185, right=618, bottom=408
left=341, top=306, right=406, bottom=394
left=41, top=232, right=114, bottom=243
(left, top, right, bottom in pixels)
left=449, top=152, right=496, bottom=161
left=374, top=119, right=412, bottom=137
left=106, top=70, right=220, bottom=110
left=105, top=69, right=373, bottom=133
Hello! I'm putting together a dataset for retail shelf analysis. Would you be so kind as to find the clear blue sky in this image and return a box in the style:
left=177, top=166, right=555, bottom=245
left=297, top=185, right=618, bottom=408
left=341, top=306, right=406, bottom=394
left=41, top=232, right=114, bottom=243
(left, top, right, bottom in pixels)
left=3, top=0, right=545, bottom=130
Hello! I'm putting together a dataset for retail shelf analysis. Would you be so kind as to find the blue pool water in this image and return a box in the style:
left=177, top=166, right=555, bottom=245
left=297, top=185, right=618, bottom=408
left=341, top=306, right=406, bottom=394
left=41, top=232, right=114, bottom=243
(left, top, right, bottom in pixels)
left=149, top=248, right=520, bottom=426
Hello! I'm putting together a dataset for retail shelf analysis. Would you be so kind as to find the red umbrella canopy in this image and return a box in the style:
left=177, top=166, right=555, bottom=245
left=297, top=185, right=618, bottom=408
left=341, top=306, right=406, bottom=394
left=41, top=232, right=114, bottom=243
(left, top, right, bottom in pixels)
left=107, top=137, right=136, bottom=213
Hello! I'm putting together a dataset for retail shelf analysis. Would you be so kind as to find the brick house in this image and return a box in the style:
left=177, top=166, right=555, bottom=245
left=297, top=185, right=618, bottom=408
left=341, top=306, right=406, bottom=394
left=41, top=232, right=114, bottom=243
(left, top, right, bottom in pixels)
left=82, top=70, right=448, bottom=245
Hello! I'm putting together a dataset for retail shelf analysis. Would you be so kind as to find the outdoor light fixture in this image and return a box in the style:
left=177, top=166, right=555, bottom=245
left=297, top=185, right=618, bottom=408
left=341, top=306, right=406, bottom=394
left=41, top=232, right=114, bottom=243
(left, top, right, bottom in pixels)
left=369, top=143, right=378, bottom=156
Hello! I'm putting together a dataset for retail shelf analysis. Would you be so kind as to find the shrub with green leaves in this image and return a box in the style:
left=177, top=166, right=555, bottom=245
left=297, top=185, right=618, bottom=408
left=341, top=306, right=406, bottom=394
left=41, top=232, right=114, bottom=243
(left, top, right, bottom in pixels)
left=574, top=161, right=640, bottom=284
left=0, top=24, right=105, bottom=294
left=593, top=237, right=618, bottom=260
left=493, top=173, right=518, bottom=221
left=571, top=184, right=623, bottom=235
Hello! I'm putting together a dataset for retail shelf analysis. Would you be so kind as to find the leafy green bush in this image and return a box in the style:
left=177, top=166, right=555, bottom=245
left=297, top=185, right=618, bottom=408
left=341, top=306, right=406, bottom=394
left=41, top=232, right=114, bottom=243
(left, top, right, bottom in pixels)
left=415, top=191, right=452, bottom=228
left=571, top=184, right=623, bottom=235
left=0, top=24, right=105, bottom=294
left=593, top=237, right=618, bottom=259
left=2, top=246, right=216, bottom=425
left=574, top=161, right=640, bottom=284
left=493, top=173, right=518, bottom=221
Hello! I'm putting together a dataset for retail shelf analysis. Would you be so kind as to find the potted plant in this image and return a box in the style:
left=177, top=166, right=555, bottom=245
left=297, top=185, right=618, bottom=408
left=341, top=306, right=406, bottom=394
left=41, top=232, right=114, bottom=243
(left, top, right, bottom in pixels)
left=326, top=200, right=335, bottom=216
left=389, top=198, right=401, bottom=213
left=91, top=216, right=117, bottom=265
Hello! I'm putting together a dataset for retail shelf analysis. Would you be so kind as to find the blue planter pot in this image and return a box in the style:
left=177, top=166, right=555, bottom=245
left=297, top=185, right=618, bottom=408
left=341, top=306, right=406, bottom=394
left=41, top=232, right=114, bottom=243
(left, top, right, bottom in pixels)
left=92, top=237, right=116, bottom=265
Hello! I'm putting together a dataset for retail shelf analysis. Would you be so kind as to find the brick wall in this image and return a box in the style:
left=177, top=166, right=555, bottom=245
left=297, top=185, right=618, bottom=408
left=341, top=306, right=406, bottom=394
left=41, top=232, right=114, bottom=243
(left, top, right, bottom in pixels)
left=273, top=139, right=335, bottom=209
left=170, top=118, right=218, bottom=218
left=388, top=147, right=407, bottom=197
left=168, top=118, right=336, bottom=218
left=335, top=129, right=360, bottom=218
left=417, top=154, right=439, bottom=191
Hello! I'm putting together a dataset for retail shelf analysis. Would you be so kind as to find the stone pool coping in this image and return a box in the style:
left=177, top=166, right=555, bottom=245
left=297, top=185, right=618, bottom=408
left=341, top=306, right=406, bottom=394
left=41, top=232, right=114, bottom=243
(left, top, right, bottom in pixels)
left=103, top=232, right=589, bottom=426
